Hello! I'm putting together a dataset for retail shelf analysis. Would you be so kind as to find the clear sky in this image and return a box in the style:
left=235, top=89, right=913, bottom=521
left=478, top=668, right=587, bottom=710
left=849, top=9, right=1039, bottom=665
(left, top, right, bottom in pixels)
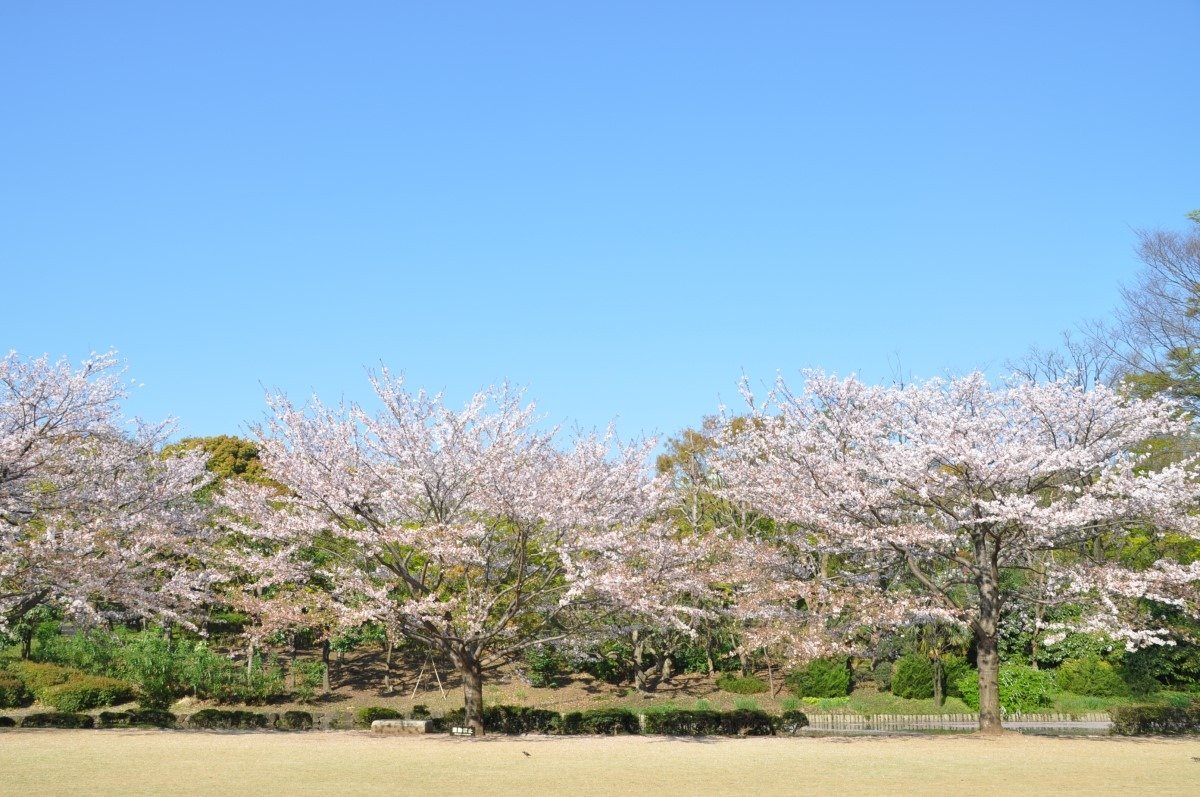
left=2, top=2, right=1198, bottom=442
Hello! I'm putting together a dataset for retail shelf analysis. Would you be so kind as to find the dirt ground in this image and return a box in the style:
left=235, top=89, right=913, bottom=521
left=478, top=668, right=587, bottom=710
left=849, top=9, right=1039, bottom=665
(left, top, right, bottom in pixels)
left=1, top=730, right=1197, bottom=796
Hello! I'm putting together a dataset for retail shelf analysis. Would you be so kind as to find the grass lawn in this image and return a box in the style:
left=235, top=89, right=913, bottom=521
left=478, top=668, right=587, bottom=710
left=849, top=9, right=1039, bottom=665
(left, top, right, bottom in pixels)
left=1, top=730, right=1198, bottom=796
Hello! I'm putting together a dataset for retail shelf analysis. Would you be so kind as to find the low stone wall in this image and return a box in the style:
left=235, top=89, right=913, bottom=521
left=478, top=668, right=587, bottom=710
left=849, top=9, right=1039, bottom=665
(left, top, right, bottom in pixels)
left=371, top=719, right=432, bottom=735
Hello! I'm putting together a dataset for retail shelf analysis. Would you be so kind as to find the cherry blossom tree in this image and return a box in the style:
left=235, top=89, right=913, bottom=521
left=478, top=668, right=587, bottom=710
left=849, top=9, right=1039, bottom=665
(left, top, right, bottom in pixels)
left=715, top=372, right=1200, bottom=733
left=1, top=351, right=214, bottom=647
left=222, top=370, right=680, bottom=734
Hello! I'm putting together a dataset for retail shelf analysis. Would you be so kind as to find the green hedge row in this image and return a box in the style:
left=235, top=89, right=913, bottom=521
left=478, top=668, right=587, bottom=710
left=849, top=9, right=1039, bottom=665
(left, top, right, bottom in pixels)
left=1, top=660, right=135, bottom=711
left=1111, top=702, right=1200, bottom=735
left=98, top=709, right=177, bottom=728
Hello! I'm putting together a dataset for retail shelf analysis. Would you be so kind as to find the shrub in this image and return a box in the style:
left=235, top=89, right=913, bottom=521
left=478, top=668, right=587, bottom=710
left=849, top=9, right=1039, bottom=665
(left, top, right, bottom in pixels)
left=188, top=709, right=269, bottom=730
left=560, top=708, right=640, bottom=735
left=578, top=641, right=634, bottom=685
left=118, top=630, right=179, bottom=709
left=873, top=661, right=893, bottom=692
left=289, top=660, right=327, bottom=703
left=0, top=675, right=34, bottom=708
left=720, top=709, right=777, bottom=736
left=482, top=705, right=562, bottom=734
left=0, top=716, right=15, bottom=727
left=891, top=654, right=935, bottom=700
left=786, top=657, right=851, bottom=698
left=39, top=675, right=134, bottom=712
left=1056, top=657, right=1128, bottom=697
left=644, top=709, right=723, bottom=735
left=778, top=710, right=810, bottom=734
left=98, top=709, right=176, bottom=729
left=21, top=712, right=95, bottom=729
left=409, top=704, right=431, bottom=719
left=1111, top=702, right=1200, bottom=735
left=956, top=664, right=1056, bottom=714
left=278, top=710, right=314, bottom=731
left=942, top=655, right=970, bottom=699
left=523, top=645, right=569, bottom=688
left=716, top=673, right=769, bottom=695
left=356, top=706, right=404, bottom=726
left=7, top=660, right=73, bottom=691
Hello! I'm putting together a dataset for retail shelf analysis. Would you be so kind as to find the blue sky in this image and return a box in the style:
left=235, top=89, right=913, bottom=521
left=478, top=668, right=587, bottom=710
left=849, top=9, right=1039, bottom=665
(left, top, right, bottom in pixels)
left=2, top=2, right=1198, bottom=442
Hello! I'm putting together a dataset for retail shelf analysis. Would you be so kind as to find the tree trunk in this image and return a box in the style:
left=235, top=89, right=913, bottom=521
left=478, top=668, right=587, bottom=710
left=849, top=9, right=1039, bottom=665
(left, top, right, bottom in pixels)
left=20, top=627, right=33, bottom=660
left=459, top=651, right=485, bottom=736
left=383, top=637, right=395, bottom=693
left=975, top=632, right=1003, bottom=733
left=974, top=532, right=1005, bottom=735
left=932, top=656, right=944, bottom=707
left=633, top=631, right=649, bottom=693
left=321, top=638, right=332, bottom=693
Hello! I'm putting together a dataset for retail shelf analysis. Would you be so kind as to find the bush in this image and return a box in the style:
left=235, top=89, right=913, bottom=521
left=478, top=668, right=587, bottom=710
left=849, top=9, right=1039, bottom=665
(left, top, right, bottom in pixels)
left=716, top=673, right=769, bottom=695
left=644, top=709, right=723, bottom=735
left=0, top=675, right=34, bottom=708
left=578, top=641, right=634, bottom=685
left=523, top=645, right=569, bottom=688
left=21, top=712, right=95, bottom=729
left=786, top=657, right=851, bottom=698
left=891, top=654, right=935, bottom=700
left=188, top=708, right=269, bottom=730
left=482, top=705, right=562, bottom=735
left=39, top=675, right=135, bottom=712
left=1056, top=657, right=1128, bottom=697
left=0, top=716, right=15, bottom=727
left=956, top=664, right=1056, bottom=714
left=560, top=708, right=640, bottom=735
left=278, top=710, right=314, bottom=731
left=98, top=709, right=176, bottom=729
left=289, top=660, right=327, bottom=703
left=942, top=655, right=970, bottom=699
left=7, top=660, right=73, bottom=691
left=410, top=704, right=431, bottom=719
left=356, top=706, right=404, bottom=726
left=873, top=661, right=893, bottom=692
left=1111, top=702, right=1200, bottom=735
left=778, top=710, right=810, bottom=734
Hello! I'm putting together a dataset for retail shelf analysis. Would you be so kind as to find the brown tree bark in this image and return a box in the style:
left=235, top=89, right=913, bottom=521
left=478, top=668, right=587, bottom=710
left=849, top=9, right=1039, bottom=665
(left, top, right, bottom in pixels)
left=456, top=649, right=486, bottom=736
left=321, top=638, right=332, bottom=693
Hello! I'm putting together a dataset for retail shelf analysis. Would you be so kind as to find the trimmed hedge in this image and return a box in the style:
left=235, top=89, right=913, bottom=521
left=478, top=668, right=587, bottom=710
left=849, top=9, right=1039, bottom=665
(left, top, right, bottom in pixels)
left=482, top=705, right=562, bottom=735
left=22, top=712, right=95, bottom=729
left=7, top=660, right=73, bottom=691
left=1111, top=703, right=1200, bottom=736
left=188, top=709, right=269, bottom=730
left=0, top=675, right=34, bottom=708
left=98, top=709, right=177, bottom=729
left=39, top=675, right=135, bottom=712
left=356, top=706, right=404, bottom=727
left=716, top=674, right=769, bottom=695
left=956, top=664, right=1056, bottom=714
left=277, top=710, right=314, bottom=731
left=778, top=710, right=810, bottom=734
left=1056, top=657, right=1128, bottom=697
left=644, top=709, right=778, bottom=736
left=561, top=708, right=640, bottom=735
left=0, top=715, right=15, bottom=727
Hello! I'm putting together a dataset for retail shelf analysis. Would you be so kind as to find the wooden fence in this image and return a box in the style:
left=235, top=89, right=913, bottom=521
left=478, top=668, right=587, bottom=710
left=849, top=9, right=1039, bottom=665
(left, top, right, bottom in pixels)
left=804, top=713, right=1111, bottom=731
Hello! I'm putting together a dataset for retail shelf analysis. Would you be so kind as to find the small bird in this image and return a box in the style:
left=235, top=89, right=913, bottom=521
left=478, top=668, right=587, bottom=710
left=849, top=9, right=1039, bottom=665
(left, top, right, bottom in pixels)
left=522, top=751, right=531, bottom=757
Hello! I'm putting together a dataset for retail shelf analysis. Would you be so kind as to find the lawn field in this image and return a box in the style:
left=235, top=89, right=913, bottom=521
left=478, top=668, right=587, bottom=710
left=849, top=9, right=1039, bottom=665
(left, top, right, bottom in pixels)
left=1, top=731, right=1198, bottom=796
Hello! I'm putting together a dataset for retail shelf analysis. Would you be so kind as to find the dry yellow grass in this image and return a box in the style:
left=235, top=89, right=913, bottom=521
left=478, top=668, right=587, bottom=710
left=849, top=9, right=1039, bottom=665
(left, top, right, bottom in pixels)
left=1, top=730, right=1198, bottom=796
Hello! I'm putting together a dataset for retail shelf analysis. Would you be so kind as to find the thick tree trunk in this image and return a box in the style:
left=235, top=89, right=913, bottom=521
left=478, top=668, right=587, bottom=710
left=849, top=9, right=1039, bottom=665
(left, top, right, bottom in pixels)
left=976, top=633, right=1003, bottom=733
left=973, top=533, right=1005, bottom=735
left=932, top=657, right=944, bottom=707
left=459, top=652, right=485, bottom=736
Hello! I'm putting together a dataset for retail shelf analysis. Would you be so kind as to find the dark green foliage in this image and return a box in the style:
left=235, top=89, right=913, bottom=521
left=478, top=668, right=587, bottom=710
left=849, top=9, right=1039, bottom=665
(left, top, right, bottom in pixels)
left=560, top=708, right=640, bottom=735
left=98, top=709, right=176, bottom=728
left=0, top=675, right=33, bottom=708
left=39, top=675, right=134, bottom=712
left=942, top=655, right=970, bottom=699
left=778, top=710, right=810, bottom=734
left=873, top=661, right=893, bottom=692
left=481, top=705, right=562, bottom=734
left=786, top=657, right=851, bottom=698
left=578, top=641, right=634, bottom=685
left=278, top=710, right=314, bottom=731
left=1056, top=657, right=1129, bottom=697
left=21, top=712, right=95, bottom=729
left=891, top=654, right=935, bottom=700
left=409, top=704, right=431, bottom=719
left=644, top=709, right=778, bottom=736
left=0, top=716, right=15, bottom=727
left=356, top=706, right=404, bottom=726
left=716, top=673, right=768, bottom=695
left=956, top=664, right=1056, bottom=713
left=188, top=708, right=269, bottom=730
left=523, top=645, right=569, bottom=688
left=1111, top=702, right=1200, bottom=735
